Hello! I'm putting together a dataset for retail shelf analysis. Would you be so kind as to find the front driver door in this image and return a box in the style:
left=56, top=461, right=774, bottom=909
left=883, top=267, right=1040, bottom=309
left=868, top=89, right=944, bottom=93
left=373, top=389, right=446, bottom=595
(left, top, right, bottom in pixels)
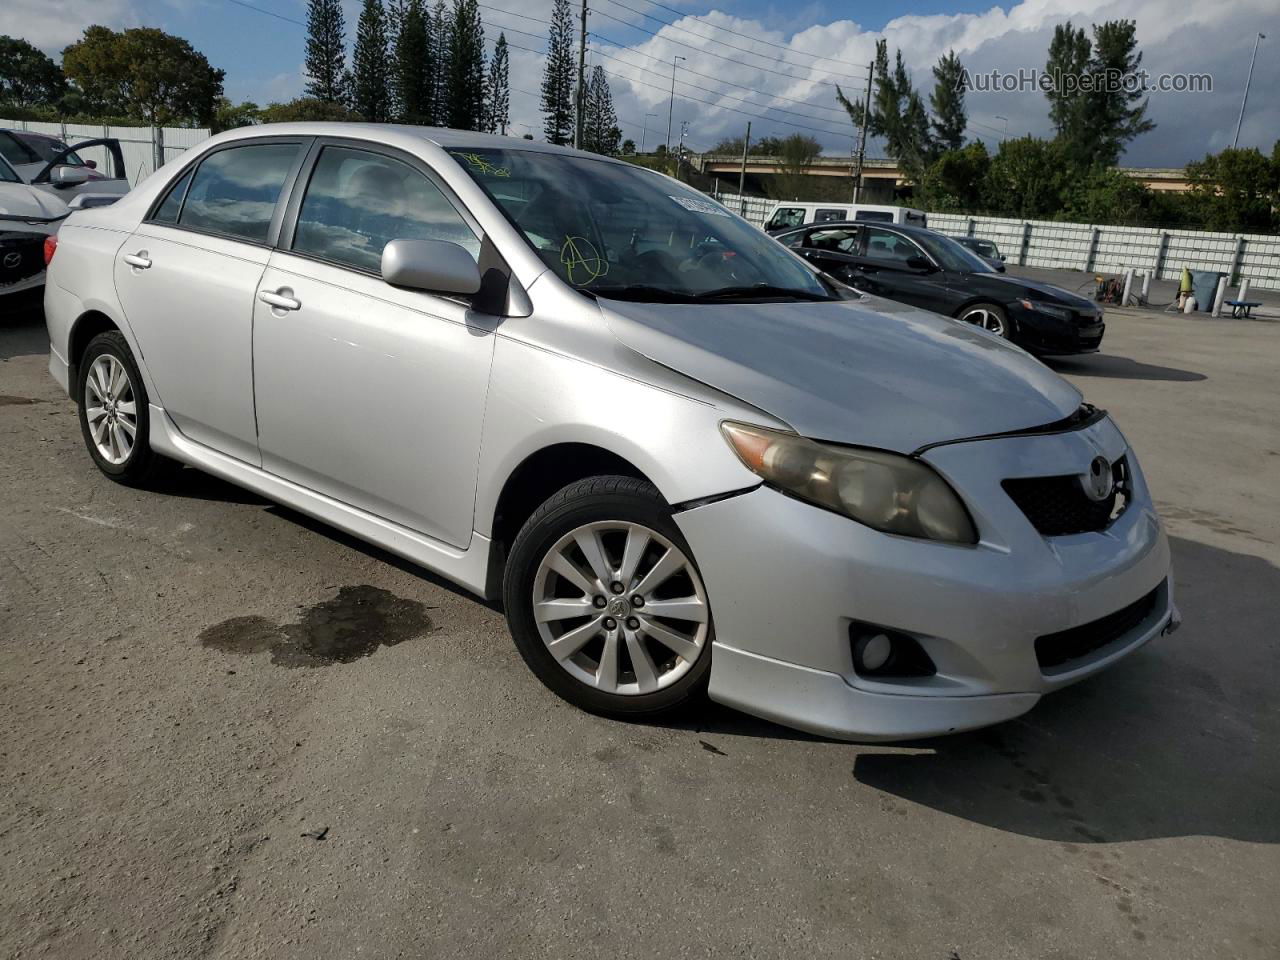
left=251, top=142, right=495, bottom=549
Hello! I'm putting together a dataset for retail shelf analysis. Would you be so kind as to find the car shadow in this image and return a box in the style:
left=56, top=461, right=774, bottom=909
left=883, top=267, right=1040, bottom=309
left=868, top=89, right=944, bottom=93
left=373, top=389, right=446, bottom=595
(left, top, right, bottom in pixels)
left=0, top=295, right=51, bottom=361
left=851, top=536, right=1279, bottom=844
left=1045, top=354, right=1207, bottom=382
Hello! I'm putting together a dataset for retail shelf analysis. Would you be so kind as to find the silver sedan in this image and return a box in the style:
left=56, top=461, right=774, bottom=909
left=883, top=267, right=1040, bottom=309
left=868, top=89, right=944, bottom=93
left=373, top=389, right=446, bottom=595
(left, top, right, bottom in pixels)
left=43, top=124, right=1176, bottom=740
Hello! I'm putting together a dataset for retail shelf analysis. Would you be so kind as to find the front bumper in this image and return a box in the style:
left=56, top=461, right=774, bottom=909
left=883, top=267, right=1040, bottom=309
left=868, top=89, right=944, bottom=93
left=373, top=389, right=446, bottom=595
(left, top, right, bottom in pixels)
left=1014, top=305, right=1105, bottom=355
left=675, top=417, right=1173, bottom=741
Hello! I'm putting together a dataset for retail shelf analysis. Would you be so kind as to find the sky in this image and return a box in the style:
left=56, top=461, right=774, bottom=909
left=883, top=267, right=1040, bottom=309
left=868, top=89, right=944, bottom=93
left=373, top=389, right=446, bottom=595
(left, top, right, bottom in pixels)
left=3, top=0, right=1276, bottom=167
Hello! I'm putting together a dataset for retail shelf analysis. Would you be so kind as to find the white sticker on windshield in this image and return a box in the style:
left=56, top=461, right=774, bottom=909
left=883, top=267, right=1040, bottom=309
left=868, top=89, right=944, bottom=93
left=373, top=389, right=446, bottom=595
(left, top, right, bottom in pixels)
left=668, top=195, right=731, bottom=218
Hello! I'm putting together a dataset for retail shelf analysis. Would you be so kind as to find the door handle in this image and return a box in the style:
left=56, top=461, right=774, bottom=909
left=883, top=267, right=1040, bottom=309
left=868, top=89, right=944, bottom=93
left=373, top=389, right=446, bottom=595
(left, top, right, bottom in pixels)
left=258, top=289, right=301, bottom=311
left=122, top=251, right=151, bottom=269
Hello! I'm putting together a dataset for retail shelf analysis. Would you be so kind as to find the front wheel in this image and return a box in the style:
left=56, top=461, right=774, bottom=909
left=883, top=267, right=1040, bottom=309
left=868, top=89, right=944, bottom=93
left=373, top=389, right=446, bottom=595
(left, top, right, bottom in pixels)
left=958, top=302, right=1011, bottom=338
left=503, top=476, right=713, bottom=718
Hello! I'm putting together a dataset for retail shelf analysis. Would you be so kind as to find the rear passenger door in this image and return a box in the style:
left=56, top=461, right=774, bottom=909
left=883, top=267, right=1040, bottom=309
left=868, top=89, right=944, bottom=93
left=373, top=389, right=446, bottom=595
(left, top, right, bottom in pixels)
left=113, top=138, right=306, bottom=463
left=852, top=227, right=951, bottom=313
left=251, top=141, right=495, bottom=548
left=794, top=226, right=863, bottom=284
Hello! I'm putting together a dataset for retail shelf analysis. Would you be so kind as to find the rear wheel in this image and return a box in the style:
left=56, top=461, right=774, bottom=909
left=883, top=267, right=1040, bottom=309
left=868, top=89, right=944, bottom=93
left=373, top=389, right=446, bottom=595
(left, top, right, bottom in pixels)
left=77, top=331, right=177, bottom=487
left=503, top=476, right=712, bottom=718
left=959, top=302, right=1010, bottom=338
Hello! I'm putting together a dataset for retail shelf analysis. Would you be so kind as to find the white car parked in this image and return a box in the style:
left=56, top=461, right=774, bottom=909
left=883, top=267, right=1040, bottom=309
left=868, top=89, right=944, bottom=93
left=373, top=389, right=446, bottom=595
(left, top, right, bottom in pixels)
left=0, top=153, right=68, bottom=299
left=43, top=124, right=1177, bottom=740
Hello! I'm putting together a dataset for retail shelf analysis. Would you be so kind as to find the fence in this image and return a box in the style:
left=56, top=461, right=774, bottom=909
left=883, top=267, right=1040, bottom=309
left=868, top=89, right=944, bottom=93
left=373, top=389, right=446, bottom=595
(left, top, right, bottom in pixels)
left=712, top=190, right=1280, bottom=292
left=1, top=119, right=211, bottom=186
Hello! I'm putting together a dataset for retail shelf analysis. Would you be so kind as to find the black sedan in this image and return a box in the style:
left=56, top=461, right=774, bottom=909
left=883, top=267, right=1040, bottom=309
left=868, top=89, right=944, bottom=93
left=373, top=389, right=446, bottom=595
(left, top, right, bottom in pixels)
left=775, top=222, right=1104, bottom=355
left=954, top=235, right=1006, bottom=272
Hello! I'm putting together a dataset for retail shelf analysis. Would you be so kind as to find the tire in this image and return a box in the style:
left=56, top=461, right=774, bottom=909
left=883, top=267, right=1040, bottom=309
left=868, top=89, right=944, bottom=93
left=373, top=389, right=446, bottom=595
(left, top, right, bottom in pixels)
left=958, top=302, right=1011, bottom=338
left=77, top=331, right=177, bottom=487
left=503, top=475, right=713, bottom=719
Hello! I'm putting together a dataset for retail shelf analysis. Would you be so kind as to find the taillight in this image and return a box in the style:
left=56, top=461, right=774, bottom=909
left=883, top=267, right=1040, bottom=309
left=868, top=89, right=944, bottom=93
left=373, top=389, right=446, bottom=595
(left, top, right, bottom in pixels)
left=43, top=234, right=58, bottom=266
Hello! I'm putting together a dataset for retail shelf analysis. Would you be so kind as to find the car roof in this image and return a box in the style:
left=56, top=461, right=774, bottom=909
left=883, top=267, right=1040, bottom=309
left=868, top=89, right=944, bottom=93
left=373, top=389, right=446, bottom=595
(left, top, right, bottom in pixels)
left=213, top=122, right=616, bottom=162
left=777, top=220, right=940, bottom=238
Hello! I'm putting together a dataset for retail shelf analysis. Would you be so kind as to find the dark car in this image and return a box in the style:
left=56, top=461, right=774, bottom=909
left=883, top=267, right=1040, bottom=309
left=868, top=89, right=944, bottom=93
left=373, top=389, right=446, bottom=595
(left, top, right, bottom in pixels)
left=775, top=221, right=1104, bottom=355
left=954, top=235, right=1006, bottom=272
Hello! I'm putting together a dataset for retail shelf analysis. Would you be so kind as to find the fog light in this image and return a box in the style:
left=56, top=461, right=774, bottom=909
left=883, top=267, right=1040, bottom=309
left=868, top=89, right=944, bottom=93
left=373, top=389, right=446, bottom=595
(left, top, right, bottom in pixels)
left=854, top=632, right=893, bottom=672
left=849, top=622, right=937, bottom=679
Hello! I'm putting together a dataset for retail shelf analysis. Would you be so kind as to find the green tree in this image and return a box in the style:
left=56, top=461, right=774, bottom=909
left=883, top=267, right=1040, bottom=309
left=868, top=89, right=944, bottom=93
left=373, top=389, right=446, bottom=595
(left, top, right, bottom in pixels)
left=770, top=133, right=823, bottom=200
left=837, top=39, right=935, bottom=180
left=61, top=26, right=224, bottom=126
left=446, top=0, right=485, bottom=129
left=1083, top=20, right=1154, bottom=166
left=304, top=0, right=348, bottom=104
left=1186, top=146, right=1279, bottom=233
left=621, top=138, right=636, bottom=155
left=428, top=0, right=451, bottom=125
left=582, top=66, right=619, bottom=154
left=929, top=50, right=966, bottom=151
left=0, top=36, right=66, bottom=108
left=212, top=97, right=260, bottom=131
left=352, top=0, right=392, bottom=122
left=1060, top=166, right=1159, bottom=224
left=541, top=0, right=575, bottom=144
left=1045, top=22, right=1090, bottom=140
left=981, top=136, right=1068, bottom=219
left=260, top=97, right=363, bottom=122
left=485, top=33, right=510, bottom=134
left=392, top=0, right=431, bottom=122
left=918, top=141, right=989, bottom=212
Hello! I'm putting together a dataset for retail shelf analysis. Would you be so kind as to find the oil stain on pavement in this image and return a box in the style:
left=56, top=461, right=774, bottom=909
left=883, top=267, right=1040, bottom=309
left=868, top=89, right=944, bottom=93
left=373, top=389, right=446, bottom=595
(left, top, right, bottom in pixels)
left=199, top=585, right=431, bottom=667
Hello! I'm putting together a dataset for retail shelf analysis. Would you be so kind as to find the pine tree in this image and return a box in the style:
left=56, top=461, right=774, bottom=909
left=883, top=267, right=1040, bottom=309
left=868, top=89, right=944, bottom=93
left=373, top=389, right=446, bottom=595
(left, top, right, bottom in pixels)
left=836, top=39, right=936, bottom=180
left=541, top=0, right=575, bottom=144
left=304, top=0, right=347, bottom=103
left=393, top=0, right=431, bottom=122
left=429, top=0, right=451, bottom=125
left=1045, top=22, right=1091, bottom=140
left=582, top=65, right=619, bottom=154
left=446, top=0, right=485, bottom=129
left=485, top=33, right=510, bottom=134
left=930, top=50, right=967, bottom=151
left=1084, top=20, right=1155, bottom=166
left=353, top=0, right=392, bottom=121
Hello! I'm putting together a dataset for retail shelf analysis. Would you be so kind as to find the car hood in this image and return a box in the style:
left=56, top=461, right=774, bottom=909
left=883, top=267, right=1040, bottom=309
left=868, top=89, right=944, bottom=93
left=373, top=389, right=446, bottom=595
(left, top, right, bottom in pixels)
left=0, top=182, right=70, bottom=221
left=969, top=272, right=1094, bottom=308
left=599, top=295, right=1083, bottom=453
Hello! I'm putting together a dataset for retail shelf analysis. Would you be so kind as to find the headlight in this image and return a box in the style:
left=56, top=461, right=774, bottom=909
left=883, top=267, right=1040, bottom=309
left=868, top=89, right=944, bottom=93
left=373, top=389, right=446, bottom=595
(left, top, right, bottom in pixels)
left=1020, top=299, right=1074, bottom=321
left=721, top=422, right=978, bottom=544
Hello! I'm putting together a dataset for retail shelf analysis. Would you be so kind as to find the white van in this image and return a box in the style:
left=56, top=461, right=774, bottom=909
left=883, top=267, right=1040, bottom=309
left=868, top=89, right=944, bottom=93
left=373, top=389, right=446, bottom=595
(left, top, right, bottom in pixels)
left=763, top=202, right=927, bottom=234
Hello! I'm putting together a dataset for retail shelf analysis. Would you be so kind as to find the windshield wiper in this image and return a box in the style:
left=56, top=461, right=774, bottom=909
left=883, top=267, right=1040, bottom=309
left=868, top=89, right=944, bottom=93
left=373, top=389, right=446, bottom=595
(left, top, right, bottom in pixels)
left=690, top=284, right=832, bottom=302
left=585, top=284, right=699, bottom=303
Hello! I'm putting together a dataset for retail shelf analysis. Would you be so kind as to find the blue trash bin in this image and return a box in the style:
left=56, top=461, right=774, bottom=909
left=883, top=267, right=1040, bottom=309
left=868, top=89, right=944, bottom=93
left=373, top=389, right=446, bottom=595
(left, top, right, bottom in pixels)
left=1189, top=270, right=1223, bottom=312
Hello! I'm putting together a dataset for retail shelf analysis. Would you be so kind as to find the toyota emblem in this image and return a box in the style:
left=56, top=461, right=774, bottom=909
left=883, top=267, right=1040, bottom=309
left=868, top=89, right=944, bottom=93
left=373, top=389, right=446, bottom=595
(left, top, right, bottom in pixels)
left=1082, top=455, right=1113, bottom=502
left=2, top=251, right=20, bottom=270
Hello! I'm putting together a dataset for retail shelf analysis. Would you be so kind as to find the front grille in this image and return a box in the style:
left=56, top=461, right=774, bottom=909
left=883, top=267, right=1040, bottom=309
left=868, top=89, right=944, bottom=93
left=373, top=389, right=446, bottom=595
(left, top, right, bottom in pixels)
left=1003, top=456, right=1129, bottom=536
left=1035, top=583, right=1162, bottom=671
left=0, top=233, right=45, bottom=287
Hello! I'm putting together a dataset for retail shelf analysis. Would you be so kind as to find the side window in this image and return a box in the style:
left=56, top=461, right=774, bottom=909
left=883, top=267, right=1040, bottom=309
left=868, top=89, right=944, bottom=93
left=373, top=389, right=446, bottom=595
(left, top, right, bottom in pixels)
left=863, top=227, right=924, bottom=264
left=178, top=142, right=299, bottom=243
left=151, top=168, right=195, bottom=224
left=292, top=146, right=480, bottom=274
left=807, top=228, right=859, bottom=253
left=767, top=206, right=805, bottom=231
left=854, top=210, right=893, bottom=223
left=0, top=131, right=38, bottom=166
left=813, top=208, right=847, bottom=223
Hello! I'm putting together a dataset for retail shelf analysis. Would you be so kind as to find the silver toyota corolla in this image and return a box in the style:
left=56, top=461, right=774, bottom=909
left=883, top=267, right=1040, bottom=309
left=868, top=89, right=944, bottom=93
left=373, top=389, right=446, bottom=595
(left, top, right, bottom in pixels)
left=43, top=124, right=1177, bottom=740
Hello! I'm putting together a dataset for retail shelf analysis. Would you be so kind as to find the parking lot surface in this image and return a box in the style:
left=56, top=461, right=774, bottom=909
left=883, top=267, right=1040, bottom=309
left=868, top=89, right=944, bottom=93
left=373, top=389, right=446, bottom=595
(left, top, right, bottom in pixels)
left=2, top=296, right=1278, bottom=959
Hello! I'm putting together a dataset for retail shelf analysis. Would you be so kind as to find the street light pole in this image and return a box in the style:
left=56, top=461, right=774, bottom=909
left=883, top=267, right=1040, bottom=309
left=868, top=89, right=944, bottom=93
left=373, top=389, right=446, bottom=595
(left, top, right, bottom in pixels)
left=640, top=112, right=658, bottom=153
left=666, top=55, right=685, bottom=153
left=1232, top=32, right=1266, bottom=149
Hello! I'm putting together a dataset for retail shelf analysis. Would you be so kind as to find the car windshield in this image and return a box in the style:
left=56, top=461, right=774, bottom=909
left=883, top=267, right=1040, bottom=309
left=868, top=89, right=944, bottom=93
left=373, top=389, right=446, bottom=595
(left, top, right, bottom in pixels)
left=915, top=232, right=994, bottom=273
left=16, top=134, right=84, bottom=166
left=448, top=148, right=832, bottom=302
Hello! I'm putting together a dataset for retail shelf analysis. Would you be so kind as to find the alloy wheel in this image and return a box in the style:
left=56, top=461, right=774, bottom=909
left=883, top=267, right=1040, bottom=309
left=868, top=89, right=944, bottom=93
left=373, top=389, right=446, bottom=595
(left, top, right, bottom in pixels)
left=963, top=307, right=1006, bottom=336
left=532, top=520, right=710, bottom=695
left=84, top=354, right=137, bottom=465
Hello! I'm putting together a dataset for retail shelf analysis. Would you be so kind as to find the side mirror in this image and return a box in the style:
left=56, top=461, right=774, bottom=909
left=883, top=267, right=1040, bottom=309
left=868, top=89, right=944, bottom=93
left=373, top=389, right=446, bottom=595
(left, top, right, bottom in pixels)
left=905, top=254, right=936, bottom=272
left=999, top=254, right=1007, bottom=262
left=381, top=238, right=481, bottom=296
left=50, top=165, right=91, bottom=187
